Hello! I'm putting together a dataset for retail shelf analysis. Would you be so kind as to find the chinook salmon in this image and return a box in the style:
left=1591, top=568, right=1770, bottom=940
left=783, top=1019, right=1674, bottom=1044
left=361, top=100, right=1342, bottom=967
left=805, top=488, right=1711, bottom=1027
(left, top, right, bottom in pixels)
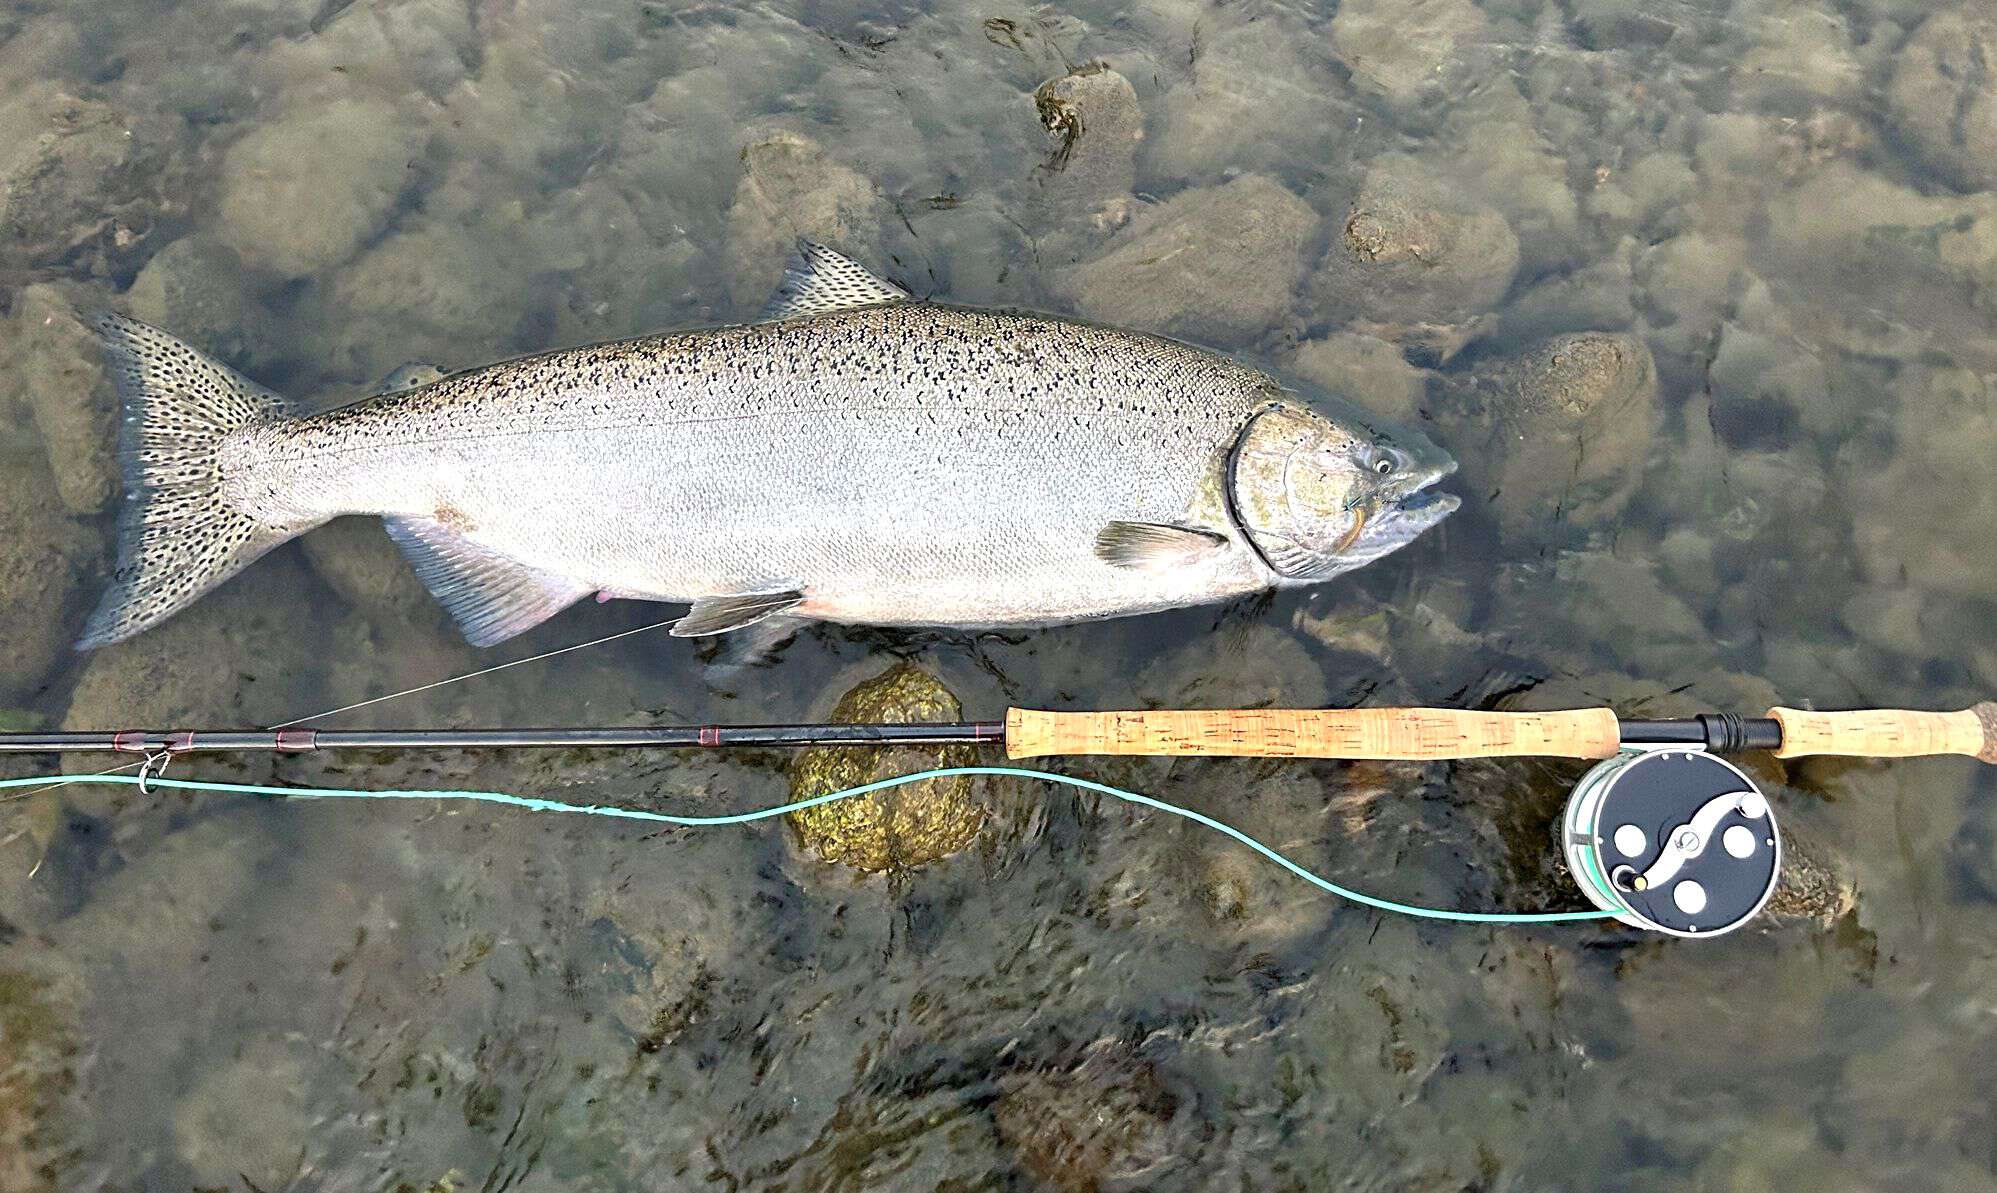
left=78, top=242, right=1457, bottom=650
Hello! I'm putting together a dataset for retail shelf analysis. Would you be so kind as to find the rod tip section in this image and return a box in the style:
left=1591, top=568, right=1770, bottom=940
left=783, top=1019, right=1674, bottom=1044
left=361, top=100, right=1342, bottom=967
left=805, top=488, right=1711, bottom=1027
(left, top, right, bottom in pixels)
left=1977, top=702, right=1997, bottom=764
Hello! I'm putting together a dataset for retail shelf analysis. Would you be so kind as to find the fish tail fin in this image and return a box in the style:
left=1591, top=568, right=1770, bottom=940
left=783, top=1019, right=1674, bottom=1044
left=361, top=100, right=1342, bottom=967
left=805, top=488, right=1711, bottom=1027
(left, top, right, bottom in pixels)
left=76, top=314, right=306, bottom=650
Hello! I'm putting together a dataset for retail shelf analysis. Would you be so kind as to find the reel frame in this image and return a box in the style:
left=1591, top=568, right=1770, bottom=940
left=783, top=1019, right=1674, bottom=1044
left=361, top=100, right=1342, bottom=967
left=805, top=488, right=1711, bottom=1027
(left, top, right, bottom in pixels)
left=1562, top=747, right=1781, bottom=937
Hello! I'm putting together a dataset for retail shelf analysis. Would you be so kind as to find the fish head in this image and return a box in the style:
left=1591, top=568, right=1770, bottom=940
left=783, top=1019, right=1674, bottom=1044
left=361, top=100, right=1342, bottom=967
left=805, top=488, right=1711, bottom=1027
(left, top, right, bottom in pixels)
left=1225, top=393, right=1458, bottom=583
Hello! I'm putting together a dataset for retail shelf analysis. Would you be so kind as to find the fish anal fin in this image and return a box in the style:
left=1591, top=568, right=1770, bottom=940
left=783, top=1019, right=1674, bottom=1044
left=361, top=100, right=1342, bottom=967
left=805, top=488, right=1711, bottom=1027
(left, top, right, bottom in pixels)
left=758, top=240, right=910, bottom=321
left=672, top=590, right=807, bottom=637
left=383, top=517, right=592, bottom=647
left=1094, top=522, right=1229, bottom=572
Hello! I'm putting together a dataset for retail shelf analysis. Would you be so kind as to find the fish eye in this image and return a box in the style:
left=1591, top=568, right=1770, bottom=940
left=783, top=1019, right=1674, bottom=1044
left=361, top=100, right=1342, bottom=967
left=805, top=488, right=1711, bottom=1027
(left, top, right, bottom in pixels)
left=1372, top=456, right=1396, bottom=475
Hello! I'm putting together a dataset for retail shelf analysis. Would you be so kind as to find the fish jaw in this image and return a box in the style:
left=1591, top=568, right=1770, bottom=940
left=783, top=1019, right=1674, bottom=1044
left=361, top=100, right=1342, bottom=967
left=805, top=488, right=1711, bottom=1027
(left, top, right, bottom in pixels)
left=1338, top=485, right=1460, bottom=569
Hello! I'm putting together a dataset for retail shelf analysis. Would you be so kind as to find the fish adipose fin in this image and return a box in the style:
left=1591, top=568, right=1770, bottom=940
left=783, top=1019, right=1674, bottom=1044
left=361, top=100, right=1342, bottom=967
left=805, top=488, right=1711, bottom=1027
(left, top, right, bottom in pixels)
left=383, top=517, right=593, bottom=647
left=758, top=240, right=910, bottom=321
left=78, top=314, right=308, bottom=650
left=1093, top=522, right=1229, bottom=572
left=671, top=591, right=807, bottom=637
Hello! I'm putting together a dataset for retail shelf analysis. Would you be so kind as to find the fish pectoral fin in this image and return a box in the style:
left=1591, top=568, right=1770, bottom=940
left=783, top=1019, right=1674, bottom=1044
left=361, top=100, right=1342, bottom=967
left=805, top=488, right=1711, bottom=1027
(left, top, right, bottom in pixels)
left=758, top=240, right=911, bottom=321
left=383, top=517, right=593, bottom=647
left=1093, top=522, right=1230, bottom=572
left=671, top=590, right=808, bottom=637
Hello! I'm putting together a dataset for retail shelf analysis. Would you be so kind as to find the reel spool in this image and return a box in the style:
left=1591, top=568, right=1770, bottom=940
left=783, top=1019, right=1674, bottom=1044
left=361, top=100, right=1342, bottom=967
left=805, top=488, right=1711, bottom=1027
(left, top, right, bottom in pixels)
left=1562, top=748, right=1780, bottom=937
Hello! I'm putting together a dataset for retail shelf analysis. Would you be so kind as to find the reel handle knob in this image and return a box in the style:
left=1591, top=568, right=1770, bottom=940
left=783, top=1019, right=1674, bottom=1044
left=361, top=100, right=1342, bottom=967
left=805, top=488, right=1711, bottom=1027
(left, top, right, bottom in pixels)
left=1767, top=703, right=1997, bottom=762
left=1003, top=707, right=1622, bottom=760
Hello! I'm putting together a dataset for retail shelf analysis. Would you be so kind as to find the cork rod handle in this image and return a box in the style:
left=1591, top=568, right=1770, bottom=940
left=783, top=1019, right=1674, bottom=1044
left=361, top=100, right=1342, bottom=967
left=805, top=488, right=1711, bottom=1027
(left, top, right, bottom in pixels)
left=1004, top=707, right=1623, bottom=761
left=1767, top=703, right=1997, bottom=762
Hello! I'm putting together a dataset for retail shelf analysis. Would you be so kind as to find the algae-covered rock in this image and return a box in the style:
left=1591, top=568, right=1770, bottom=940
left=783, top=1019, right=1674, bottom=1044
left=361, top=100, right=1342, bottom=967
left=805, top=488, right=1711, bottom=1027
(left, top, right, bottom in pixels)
left=0, top=88, right=175, bottom=276
left=726, top=130, right=888, bottom=311
left=991, top=1041, right=1186, bottom=1191
left=1444, top=331, right=1658, bottom=538
left=0, top=967, right=81, bottom=1191
left=1056, top=174, right=1316, bottom=348
left=1887, top=10, right=1997, bottom=194
left=788, top=664, right=983, bottom=873
left=215, top=96, right=423, bottom=277
left=3, top=284, right=116, bottom=514
left=1763, top=825, right=1858, bottom=931
left=1312, top=160, right=1519, bottom=357
left=1029, top=63, right=1142, bottom=240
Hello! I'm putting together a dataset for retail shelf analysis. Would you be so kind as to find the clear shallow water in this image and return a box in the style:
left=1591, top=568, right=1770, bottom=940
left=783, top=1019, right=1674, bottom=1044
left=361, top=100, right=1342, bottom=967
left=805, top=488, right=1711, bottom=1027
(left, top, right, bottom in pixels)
left=3, top=0, right=1996, bottom=1188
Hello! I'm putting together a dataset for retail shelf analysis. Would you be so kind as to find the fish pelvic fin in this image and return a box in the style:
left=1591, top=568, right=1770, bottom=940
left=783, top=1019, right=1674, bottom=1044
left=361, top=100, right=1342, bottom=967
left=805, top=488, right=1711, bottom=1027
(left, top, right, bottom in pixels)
left=671, top=590, right=807, bottom=637
left=758, top=240, right=910, bottom=321
left=77, top=314, right=307, bottom=650
left=383, top=517, right=594, bottom=647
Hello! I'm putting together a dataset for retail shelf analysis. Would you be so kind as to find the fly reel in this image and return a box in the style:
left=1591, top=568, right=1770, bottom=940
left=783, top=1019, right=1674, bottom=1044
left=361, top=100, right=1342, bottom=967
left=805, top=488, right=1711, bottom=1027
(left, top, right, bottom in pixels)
left=1562, top=748, right=1780, bottom=937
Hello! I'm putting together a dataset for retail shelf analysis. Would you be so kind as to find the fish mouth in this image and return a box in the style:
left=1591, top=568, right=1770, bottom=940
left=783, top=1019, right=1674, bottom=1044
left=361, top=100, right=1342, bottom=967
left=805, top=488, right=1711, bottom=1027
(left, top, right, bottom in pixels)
left=1392, top=487, right=1460, bottom=520
left=1343, top=479, right=1459, bottom=562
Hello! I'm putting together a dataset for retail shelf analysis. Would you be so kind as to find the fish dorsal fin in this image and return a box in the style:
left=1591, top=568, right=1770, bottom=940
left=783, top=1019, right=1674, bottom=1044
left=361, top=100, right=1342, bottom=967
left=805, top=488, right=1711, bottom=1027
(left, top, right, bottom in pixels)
left=671, top=590, right=807, bottom=637
left=383, top=516, right=593, bottom=647
left=758, top=240, right=910, bottom=321
left=1094, top=522, right=1230, bottom=572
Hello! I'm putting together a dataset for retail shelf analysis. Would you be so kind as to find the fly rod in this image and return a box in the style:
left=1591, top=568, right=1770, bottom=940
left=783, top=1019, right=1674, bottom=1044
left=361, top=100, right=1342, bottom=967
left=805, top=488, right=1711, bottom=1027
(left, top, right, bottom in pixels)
left=3, top=702, right=1992, bottom=762
left=6, top=702, right=1992, bottom=938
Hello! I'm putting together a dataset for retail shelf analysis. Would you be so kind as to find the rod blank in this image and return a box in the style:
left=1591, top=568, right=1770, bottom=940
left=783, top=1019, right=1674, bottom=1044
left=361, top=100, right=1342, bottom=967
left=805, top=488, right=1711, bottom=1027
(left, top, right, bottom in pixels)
left=0, top=723, right=1007, bottom=754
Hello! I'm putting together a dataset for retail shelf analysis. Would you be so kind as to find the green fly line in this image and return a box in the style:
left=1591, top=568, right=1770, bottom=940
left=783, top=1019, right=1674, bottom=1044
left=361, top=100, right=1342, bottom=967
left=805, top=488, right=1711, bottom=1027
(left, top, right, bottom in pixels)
left=0, top=766, right=1613, bottom=925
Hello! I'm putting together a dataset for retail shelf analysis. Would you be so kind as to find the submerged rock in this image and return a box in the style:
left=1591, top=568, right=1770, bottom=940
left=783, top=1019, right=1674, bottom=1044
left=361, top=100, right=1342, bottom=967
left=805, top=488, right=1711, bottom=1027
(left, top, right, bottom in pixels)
left=1056, top=174, right=1316, bottom=348
left=298, top=515, right=447, bottom=626
left=1442, top=331, right=1658, bottom=538
left=214, top=96, right=423, bottom=277
left=1887, top=10, right=1997, bottom=194
left=1312, top=160, right=1519, bottom=357
left=0, top=967, right=81, bottom=1191
left=788, top=663, right=983, bottom=874
left=991, top=1040, right=1187, bottom=1191
left=1763, top=825, right=1859, bottom=930
left=0, top=443, right=92, bottom=704
left=60, top=550, right=329, bottom=775
left=1029, top=63, right=1142, bottom=243
left=172, top=1037, right=317, bottom=1188
left=125, top=236, right=271, bottom=370
left=1331, top=0, right=1489, bottom=110
left=0, top=88, right=175, bottom=277
left=1853, top=365, right=1997, bottom=601
left=3, top=285, right=116, bottom=515
left=1145, top=21, right=1343, bottom=183
left=1283, top=331, right=1429, bottom=425
left=323, top=219, right=523, bottom=383
left=726, top=130, right=888, bottom=311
